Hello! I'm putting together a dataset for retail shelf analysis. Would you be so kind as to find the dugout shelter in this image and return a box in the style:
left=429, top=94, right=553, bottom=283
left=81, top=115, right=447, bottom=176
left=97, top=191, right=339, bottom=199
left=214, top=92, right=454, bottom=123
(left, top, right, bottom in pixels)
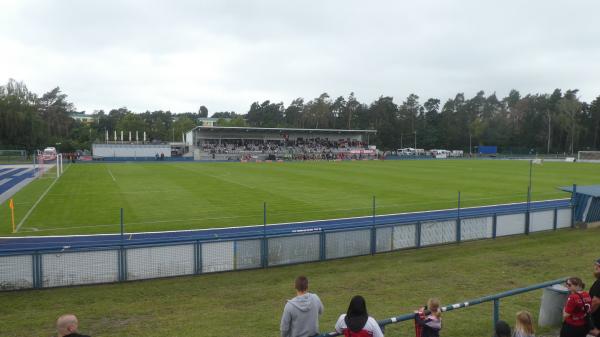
left=561, top=185, right=600, bottom=225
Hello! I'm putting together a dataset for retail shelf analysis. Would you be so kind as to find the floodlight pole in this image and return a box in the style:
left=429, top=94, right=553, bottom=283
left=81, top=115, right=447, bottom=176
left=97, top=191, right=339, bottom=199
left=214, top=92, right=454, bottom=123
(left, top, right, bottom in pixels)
left=414, top=131, right=417, bottom=149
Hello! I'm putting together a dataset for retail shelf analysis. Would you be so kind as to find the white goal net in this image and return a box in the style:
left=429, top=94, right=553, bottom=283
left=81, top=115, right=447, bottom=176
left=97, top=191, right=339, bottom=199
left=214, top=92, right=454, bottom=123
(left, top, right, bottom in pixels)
left=577, top=151, right=600, bottom=161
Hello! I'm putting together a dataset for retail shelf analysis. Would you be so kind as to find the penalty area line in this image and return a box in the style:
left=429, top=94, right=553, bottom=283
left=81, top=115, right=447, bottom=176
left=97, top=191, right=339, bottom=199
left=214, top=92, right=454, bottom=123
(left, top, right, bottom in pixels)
left=15, top=176, right=60, bottom=232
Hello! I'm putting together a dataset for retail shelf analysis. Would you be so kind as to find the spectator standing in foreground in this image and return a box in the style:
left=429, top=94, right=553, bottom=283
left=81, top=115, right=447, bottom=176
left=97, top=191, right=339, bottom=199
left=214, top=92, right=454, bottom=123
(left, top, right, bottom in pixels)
left=560, top=277, right=592, bottom=337
left=334, top=295, right=384, bottom=337
left=513, top=310, right=535, bottom=337
left=280, top=276, right=324, bottom=337
left=415, top=298, right=442, bottom=337
left=589, top=259, right=600, bottom=336
left=494, top=320, right=512, bottom=337
left=56, top=314, right=90, bottom=337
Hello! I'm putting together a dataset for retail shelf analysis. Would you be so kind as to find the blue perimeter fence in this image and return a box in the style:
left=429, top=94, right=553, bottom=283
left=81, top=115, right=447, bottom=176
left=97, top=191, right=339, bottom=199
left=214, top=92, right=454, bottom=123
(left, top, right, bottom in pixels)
left=0, top=199, right=572, bottom=291
left=316, top=277, right=568, bottom=336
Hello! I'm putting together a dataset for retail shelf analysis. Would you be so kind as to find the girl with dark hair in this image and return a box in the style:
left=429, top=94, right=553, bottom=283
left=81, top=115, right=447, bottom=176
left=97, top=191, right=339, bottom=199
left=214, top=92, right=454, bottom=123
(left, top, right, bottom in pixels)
left=334, top=295, right=384, bottom=337
left=560, top=277, right=592, bottom=337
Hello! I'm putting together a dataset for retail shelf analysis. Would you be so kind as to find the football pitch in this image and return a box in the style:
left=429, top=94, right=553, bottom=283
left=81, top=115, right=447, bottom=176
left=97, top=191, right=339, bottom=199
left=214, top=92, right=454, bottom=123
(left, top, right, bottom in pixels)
left=1, top=160, right=598, bottom=236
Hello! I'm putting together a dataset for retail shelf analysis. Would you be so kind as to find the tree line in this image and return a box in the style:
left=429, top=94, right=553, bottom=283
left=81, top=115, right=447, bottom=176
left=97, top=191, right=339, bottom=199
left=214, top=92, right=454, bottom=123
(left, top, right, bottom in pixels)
left=1, top=79, right=599, bottom=154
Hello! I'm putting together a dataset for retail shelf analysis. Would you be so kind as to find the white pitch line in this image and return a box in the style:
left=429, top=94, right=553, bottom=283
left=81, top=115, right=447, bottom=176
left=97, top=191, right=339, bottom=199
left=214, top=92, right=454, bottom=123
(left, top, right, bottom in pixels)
left=15, top=176, right=59, bottom=232
left=107, top=167, right=116, bottom=182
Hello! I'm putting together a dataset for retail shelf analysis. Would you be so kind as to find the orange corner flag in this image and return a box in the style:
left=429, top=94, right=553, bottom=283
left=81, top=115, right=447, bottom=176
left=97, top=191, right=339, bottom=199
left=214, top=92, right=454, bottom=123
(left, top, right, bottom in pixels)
left=9, top=198, right=15, bottom=233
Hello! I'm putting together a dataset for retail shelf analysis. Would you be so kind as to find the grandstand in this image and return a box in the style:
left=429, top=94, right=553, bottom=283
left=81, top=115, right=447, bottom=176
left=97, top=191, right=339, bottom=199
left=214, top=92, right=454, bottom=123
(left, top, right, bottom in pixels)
left=185, top=126, right=378, bottom=161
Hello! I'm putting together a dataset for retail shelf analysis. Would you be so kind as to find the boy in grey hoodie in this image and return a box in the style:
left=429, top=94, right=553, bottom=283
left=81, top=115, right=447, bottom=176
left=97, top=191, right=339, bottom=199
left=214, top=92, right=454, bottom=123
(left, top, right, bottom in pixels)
left=280, top=276, right=324, bottom=337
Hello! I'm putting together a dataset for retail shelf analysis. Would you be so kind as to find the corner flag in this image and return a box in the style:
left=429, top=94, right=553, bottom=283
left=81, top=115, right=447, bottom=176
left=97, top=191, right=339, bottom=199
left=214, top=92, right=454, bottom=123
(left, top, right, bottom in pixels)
left=9, top=198, right=15, bottom=232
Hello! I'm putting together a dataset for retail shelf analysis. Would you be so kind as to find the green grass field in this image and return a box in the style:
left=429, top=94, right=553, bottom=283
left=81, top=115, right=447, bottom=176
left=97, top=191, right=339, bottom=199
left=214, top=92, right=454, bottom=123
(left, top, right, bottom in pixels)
left=1, top=227, right=598, bottom=337
left=1, top=160, right=599, bottom=236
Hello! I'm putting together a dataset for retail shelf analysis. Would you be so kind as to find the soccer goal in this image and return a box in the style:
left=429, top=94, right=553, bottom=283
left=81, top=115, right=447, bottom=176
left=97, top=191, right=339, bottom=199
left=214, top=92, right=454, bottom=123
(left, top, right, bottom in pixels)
left=577, top=151, right=600, bottom=161
left=0, top=149, right=27, bottom=164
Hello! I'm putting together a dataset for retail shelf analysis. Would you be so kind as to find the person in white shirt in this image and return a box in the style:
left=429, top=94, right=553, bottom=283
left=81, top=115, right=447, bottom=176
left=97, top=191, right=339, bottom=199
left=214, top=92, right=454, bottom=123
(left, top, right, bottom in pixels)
left=335, top=295, right=384, bottom=337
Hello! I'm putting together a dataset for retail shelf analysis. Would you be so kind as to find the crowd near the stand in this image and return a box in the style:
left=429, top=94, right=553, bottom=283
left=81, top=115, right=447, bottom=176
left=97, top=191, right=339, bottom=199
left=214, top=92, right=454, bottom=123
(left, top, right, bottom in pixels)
left=52, top=259, right=600, bottom=337
left=200, top=138, right=373, bottom=160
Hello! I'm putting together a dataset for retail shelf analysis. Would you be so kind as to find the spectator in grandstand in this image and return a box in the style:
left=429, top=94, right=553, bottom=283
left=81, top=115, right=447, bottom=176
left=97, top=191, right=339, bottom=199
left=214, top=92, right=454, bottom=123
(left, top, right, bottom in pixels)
left=560, top=277, right=592, bottom=337
left=493, top=320, right=511, bottom=337
left=589, top=259, right=600, bottom=336
left=334, top=295, right=384, bottom=337
left=280, top=276, right=324, bottom=337
left=415, top=298, right=442, bottom=337
left=513, top=310, right=535, bottom=337
left=56, top=314, right=90, bottom=337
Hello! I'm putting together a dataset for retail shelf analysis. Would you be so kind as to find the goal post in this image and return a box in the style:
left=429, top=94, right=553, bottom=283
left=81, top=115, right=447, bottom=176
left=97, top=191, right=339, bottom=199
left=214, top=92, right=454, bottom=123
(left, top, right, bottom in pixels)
left=577, top=151, right=600, bottom=161
left=56, top=153, right=64, bottom=178
left=0, top=149, right=27, bottom=164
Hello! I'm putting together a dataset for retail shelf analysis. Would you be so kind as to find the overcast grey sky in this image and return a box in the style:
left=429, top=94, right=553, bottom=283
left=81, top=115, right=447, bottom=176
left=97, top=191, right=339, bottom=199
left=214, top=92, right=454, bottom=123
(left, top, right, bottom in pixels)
left=1, top=0, right=599, bottom=115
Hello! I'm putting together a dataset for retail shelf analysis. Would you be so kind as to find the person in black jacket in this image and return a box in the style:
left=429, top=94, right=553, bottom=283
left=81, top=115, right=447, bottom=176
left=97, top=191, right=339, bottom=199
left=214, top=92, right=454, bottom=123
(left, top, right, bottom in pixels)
left=56, top=314, right=90, bottom=337
left=493, top=320, right=511, bottom=337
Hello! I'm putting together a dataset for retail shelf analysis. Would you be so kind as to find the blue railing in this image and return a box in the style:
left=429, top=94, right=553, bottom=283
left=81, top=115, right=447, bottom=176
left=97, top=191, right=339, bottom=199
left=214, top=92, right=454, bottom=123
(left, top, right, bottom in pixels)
left=0, top=200, right=573, bottom=291
left=316, top=277, right=568, bottom=336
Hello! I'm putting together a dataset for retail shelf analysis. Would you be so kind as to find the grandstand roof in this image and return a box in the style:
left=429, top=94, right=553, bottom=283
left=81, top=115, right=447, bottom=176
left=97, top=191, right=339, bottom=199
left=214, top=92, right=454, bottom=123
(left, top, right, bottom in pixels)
left=560, top=185, right=600, bottom=197
left=190, top=126, right=377, bottom=134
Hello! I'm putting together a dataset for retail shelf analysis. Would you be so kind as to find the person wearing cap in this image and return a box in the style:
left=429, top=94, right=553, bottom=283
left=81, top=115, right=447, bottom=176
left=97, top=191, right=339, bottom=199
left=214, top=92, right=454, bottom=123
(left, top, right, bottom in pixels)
left=56, top=314, right=90, bottom=337
left=589, top=259, right=600, bottom=336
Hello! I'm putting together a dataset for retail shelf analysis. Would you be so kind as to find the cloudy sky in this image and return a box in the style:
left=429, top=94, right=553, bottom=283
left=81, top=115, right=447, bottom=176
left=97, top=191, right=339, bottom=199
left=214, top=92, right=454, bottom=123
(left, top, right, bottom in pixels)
left=1, top=0, right=599, bottom=115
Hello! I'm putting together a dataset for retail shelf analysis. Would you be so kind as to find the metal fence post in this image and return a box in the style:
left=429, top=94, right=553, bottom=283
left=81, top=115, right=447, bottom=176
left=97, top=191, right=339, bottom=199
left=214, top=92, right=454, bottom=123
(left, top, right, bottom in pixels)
left=118, top=246, right=126, bottom=282
left=198, top=241, right=203, bottom=274
left=233, top=240, right=238, bottom=270
left=261, top=202, right=268, bottom=268
left=492, top=213, right=497, bottom=238
left=31, top=253, right=37, bottom=289
left=525, top=187, right=530, bottom=235
left=320, top=229, right=326, bottom=261
left=416, top=221, right=422, bottom=248
left=120, top=208, right=124, bottom=240
left=123, top=247, right=128, bottom=281
left=456, top=191, right=461, bottom=243
left=371, top=196, right=376, bottom=255
left=493, top=298, right=500, bottom=330
left=571, top=184, right=577, bottom=227
left=33, top=252, right=42, bottom=289
left=117, top=248, right=123, bottom=282
left=194, top=240, right=201, bottom=274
